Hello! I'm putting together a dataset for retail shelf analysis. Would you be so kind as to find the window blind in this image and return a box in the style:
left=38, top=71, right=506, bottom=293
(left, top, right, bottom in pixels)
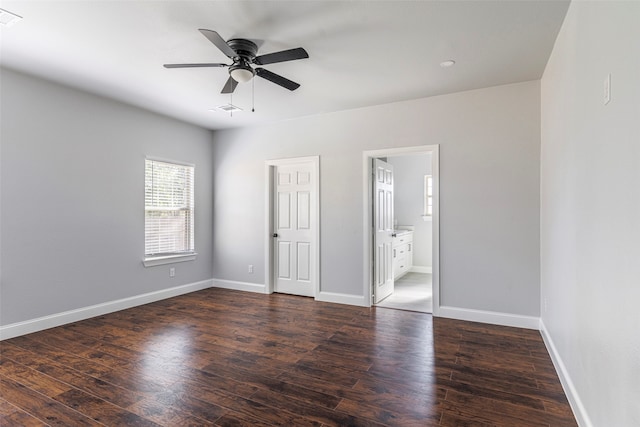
left=145, top=159, right=195, bottom=257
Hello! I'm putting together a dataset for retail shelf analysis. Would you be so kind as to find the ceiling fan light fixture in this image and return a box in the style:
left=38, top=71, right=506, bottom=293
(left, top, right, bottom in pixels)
left=229, top=64, right=255, bottom=83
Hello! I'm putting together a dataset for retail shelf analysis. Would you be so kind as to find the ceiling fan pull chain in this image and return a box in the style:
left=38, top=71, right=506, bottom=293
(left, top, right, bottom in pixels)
left=252, top=77, right=255, bottom=113
left=230, top=91, right=233, bottom=118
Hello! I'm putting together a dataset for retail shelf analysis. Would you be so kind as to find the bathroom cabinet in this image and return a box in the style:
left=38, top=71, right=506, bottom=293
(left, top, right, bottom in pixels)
left=393, top=230, right=413, bottom=280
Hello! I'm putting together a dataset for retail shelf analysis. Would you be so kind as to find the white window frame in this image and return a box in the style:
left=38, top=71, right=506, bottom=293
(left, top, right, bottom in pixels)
left=143, top=157, right=197, bottom=267
left=422, top=174, right=433, bottom=221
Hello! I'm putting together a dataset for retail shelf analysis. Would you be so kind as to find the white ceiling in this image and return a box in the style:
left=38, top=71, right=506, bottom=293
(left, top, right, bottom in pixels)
left=0, top=1, right=569, bottom=130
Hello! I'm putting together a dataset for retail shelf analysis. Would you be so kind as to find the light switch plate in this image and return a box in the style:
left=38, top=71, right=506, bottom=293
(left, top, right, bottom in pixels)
left=604, top=74, right=611, bottom=105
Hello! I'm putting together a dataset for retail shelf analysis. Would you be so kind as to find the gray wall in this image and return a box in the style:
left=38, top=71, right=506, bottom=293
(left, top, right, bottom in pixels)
left=540, top=2, right=640, bottom=426
left=387, top=154, right=432, bottom=268
left=212, top=80, right=540, bottom=316
left=0, top=68, right=214, bottom=325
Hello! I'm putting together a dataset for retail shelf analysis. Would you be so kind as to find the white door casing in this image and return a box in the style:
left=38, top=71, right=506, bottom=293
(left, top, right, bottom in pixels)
left=373, top=158, right=394, bottom=304
left=362, top=145, right=440, bottom=314
left=273, top=161, right=316, bottom=297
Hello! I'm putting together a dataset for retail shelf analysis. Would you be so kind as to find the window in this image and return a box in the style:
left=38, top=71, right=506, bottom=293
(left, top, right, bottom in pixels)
left=423, top=174, right=433, bottom=220
left=144, top=159, right=195, bottom=265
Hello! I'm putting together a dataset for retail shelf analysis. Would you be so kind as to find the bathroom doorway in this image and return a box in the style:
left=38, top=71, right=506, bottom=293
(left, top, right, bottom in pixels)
left=362, top=146, right=439, bottom=315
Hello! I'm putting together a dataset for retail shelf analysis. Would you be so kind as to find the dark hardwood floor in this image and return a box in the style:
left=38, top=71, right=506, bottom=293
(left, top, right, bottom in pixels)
left=0, top=288, right=577, bottom=426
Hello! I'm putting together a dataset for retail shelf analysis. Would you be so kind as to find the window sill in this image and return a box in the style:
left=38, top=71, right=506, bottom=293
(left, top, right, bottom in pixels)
left=143, top=253, right=197, bottom=267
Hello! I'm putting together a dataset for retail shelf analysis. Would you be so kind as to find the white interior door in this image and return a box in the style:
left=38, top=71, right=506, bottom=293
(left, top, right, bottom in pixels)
left=373, top=158, right=394, bottom=303
left=274, top=162, right=316, bottom=297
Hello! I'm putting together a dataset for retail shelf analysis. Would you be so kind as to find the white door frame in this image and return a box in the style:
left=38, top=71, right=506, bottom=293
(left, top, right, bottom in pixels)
left=362, top=145, right=440, bottom=315
left=265, top=156, right=320, bottom=296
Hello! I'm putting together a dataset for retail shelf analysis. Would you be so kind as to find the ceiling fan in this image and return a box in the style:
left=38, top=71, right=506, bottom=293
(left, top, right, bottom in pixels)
left=164, top=29, right=309, bottom=94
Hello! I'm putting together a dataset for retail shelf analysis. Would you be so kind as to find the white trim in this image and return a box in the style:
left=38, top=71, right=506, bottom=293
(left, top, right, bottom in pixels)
left=316, top=291, right=368, bottom=307
left=364, top=146, right=440, bottom=157
left=265, top=156, right=320, bottom=298
left=145, top=155, right=195, bottom=168
left=0, top=279, right=213, bottom=340
left=362, top=145, right=440, bottom=315
left=438, top=306, right=540, bottom=330
left=411, top=266, right=432, bottom=274
left=431, top=146, right=440, bottom=316
left=264, top=164, right=274, bottom=293
left=211, top=279, right=267, bottom=294
left=540, top=320, right=592, bottom=427
left=265, top=155, right=320, bottom=166
left=143, top=253, right=197, bottom=267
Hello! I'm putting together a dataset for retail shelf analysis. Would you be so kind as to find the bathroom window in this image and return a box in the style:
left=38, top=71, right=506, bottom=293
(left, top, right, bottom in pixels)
left=423, top=174, right=433, bottom=220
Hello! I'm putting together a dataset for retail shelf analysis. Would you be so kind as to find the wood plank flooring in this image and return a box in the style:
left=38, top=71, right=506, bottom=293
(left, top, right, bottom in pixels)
left=0, top=288, right=577, bottom=426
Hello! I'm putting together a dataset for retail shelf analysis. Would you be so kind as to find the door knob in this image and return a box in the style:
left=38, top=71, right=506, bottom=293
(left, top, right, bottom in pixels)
left=272, top=233, right=279, bottom=238
left=391, top=233, right=397, bottom=237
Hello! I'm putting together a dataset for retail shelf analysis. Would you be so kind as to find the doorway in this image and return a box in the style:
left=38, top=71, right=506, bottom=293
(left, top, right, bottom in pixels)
left=265, top=156, right=320, bottom=297
left=362, top=146, right=440, bottom=315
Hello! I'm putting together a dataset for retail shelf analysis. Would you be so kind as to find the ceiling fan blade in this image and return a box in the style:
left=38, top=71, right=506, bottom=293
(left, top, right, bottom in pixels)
left=254, top=47, right=308, bottom=65
left=164, top=63, right=229, bottom=68
left=221, top=76, right=239, bottom=94
left=255, top=68, right=300, bottom=91
left=199, top=29, right=237, bottom=58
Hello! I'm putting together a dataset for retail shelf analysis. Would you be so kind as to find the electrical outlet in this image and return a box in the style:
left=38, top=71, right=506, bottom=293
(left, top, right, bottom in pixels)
left=169, top=267, right=175, bottom=277
left=248, top=264, right=254, bottom=274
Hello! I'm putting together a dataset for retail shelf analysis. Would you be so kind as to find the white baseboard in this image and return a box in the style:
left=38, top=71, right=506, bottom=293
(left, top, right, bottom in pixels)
left=0, top=279, right=213, bottom=341
left=411, top=266, right=432, bottom=274
left=211, top=279, right=267, bottom=294
left=437, top=305, right=540, bottom=330
left=316, top=291, right=368, bottom=307
left=540, top=319, right=592, bottom=427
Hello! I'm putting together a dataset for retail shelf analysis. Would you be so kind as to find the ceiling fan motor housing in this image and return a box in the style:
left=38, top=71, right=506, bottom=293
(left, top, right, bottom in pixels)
left=227, top=39, right=258, bottom=83
left=227, top=38, right=258, bottom=60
